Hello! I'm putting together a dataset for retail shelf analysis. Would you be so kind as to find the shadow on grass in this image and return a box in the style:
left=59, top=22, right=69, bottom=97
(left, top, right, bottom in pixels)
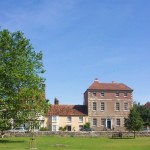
left=0, top=139, right=25, bottom=143
left=110, top=137, right=135, bottom=139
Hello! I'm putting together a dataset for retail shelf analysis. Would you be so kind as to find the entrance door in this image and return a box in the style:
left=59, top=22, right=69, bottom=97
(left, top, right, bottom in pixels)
left=66, top=126, right=71, bottom=131
left=107, top=119, right=111, bottom=129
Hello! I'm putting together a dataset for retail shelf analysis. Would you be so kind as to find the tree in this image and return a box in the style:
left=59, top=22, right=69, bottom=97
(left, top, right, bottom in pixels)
left=0, top=109, right=11, bottom=137
left=124, top=106, right=143, bottom=138
left=0, top=29, right=49, bottom=133
left=135, top=104, right=150, bottom=128
left=83, top=122, right=90, bottom=129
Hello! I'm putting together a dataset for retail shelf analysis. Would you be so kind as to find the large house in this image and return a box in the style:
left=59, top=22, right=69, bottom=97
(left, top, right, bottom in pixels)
left=84, top=78, right=133, bottom=131
left=45, top=79, right=133, bottom=131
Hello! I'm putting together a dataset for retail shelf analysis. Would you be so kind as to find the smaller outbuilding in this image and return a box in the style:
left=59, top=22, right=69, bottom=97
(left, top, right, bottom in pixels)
left=44, top=98, right=88, bottom=131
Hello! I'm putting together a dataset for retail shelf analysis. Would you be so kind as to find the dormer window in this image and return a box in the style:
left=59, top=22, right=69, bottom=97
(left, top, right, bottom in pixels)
left=116, top=92, right=119, bottom=97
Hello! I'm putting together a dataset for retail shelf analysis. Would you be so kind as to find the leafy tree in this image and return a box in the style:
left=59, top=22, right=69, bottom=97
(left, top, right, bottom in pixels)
left=84, top=122, right=90, bottom=129
left=0, top=109, right=11, bottom=137
left=0, top=29, right=49, bottom=133
left=59, top=126, right=66, bottom=131
left=124, top=106, right=143, bottom=138
left=135, top=104, right=150, bottom=127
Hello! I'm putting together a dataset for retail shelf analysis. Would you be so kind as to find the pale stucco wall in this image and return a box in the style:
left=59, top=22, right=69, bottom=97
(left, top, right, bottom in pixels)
left=44, top=116, right=88, bottom=131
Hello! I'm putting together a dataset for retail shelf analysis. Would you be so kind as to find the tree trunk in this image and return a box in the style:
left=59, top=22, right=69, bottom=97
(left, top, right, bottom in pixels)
left=1, top=131, right=5, bottom=138
left=134, top=130, right=135, bottom=138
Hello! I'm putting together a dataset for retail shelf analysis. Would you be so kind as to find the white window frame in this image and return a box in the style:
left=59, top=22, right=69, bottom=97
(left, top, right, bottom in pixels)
left=124, top=102, right=128, bottom=111
left=101, top=102, right=105, bottom=111
left=92, top=92, right=96, bottom=96
left=93, top=102, right=97, bottom=111
left=67, top=116, right=72, bottom=122
left=116, top=118, right=121, bottom=126
left=101, top=92, right=104, bottom=97
left=52, top=116, right=58, bottom=122
left=93, top=118, right=97, bottom=126
left=101, top=118, right=106, bottom=126
left=116, top=92, right=119, bottom=97
left=124, top=92, right=128, bottom=97
left=79, top=116, right=83, bottom=123
left=52, top=125, right=59, bottom=131
left=116, top=102, right=120, bottom=111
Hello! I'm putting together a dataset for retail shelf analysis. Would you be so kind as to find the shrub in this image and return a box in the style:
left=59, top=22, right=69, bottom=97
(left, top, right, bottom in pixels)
left=40, top=127, right=48, bottom=131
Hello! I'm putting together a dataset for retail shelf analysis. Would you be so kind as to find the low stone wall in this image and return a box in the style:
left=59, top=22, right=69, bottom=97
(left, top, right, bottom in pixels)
left=2, top=131, right=150, bottom=138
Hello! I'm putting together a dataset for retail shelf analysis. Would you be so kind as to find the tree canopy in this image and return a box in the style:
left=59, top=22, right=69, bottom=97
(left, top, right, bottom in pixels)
left=124, top=106, right=143, bottom=138
left=0, top=29, right=49, bottom=131
left=135, top=103, right=150, bottom=127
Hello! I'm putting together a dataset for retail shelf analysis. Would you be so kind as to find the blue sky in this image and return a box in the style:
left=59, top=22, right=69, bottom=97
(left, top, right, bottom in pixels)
left=1, top=0, right=150, bottom=105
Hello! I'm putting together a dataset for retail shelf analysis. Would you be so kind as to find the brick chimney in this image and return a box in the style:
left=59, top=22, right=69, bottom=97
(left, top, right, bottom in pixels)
left=94, top=78, right=99, bottom=82
left=54, top=97, right=59, bottom=105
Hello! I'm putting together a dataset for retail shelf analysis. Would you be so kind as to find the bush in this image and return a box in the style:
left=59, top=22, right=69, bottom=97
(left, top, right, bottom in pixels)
left=40, top=127, right=48, bottom=131
left=59, top=126, right=66, bottom=131
left=84, top=122, right=90, bottom=129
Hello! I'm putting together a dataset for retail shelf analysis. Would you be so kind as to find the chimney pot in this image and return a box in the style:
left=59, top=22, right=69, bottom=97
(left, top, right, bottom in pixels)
left=94, top=78, right=99, bottom=82
left=54, top=97, right=59, bottom=105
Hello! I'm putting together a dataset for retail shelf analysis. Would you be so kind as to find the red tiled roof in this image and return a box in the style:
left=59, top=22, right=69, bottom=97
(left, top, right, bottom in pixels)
left=47, top=105, right=87, bottom=116
left=88, top=80, right=133, bottom=91
left=145, top=102, right=150, bottom=109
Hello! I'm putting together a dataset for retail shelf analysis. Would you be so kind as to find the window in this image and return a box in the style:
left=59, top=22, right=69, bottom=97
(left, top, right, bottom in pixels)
left=79, top=125, right=84, bottom=131
left=116, top=119, right=120, bottom=126
left=101, top=92, right=104, bottom=97
left=79, top=116, right=83, bottom=123
left=52, top=125, right=58, bottom=131
left=116, top=102, right=120, bottom=111
left=101, top=118, right=106, bottom=126
left=116, top=92, right=119, bottom=97
left=66, top=125, right=71, bottom=131
left=93, top=118, right=97, bottom=126
left=124, top=102, right=128, bottom=111
left=67, top=116, right=71, bottom=122
left=92, top=92, right=96, bottom=96
left=93, top=102, right=97, bottom=110
left=52, top=116, right=57, bottom=122
left=101, top=102, right=105, bottom=111
left=124, top=92, right=128, bottom=97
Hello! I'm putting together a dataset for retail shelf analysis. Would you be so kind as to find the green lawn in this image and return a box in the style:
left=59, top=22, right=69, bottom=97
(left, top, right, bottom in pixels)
left=0, top=136, right=150, bottom=150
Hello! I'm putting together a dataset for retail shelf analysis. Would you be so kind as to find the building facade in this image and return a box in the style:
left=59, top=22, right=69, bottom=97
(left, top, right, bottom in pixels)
left=46, top=79, right=133, bottom=131
left=84, top=79, right=133, bottom=131
left=45, top=99, right=88, bottom=131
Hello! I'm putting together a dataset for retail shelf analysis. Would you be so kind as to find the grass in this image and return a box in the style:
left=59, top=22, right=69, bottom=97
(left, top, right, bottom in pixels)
left=0, top=136, right=150, bottom=150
